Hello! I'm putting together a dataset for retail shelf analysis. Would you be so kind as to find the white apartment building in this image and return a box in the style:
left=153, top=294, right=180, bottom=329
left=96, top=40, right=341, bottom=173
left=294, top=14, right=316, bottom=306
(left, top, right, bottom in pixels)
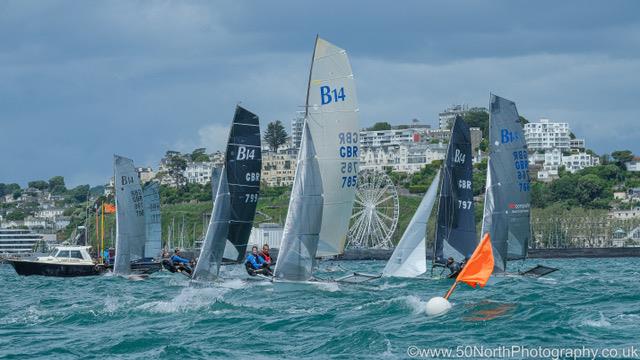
left=210, top=151, right=225, bottom=167
left=531, top=148, right=600, bottom=180
left=184, top=162, right=214, bottom=185
left=35, top=208, right=64, bottom=220
left=524, top=118, right=571, bottom=151
left=561, top=152, right=600, bottom=173
left=438, top=104, right=468, bottom=129
left=626, top=158, right=640, bottom=172
left=136, top=167, right=155, bottom=183
left=570, top=138, right=586, bottom=150
left=291, top=111, right=305, bottom=149
left=609, top=208, right=640, bottom=220
left=360, top=143, right=447, bottom=174
left=359, top=128, right=425, bottom=149
left=261, top=151, right=297, bottom=187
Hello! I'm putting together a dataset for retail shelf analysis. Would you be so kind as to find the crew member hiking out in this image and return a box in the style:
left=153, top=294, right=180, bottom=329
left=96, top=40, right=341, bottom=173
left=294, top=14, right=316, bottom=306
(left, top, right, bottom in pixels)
left=245, top=245, right=272, bottom=276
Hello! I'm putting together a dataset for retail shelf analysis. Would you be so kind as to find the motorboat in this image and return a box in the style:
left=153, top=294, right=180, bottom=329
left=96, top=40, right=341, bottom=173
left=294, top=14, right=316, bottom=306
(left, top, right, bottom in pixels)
left=7, top=245, right=105, bottom=277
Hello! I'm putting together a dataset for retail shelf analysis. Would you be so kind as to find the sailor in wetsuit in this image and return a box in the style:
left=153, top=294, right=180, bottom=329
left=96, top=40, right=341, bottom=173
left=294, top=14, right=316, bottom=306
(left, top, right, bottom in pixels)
left=245, top=245, right=273, bottom=276
left=446, top=257, right=461, bottom=277
left=259, top=244, right=275, bottom=267
left=171, top=249, right=193, bottom=275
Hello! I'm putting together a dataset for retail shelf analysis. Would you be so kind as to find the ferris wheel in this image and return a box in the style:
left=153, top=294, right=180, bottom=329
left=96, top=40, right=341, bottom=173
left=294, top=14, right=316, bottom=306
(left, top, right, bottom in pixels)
left=347, top=169, right=400, bottom=249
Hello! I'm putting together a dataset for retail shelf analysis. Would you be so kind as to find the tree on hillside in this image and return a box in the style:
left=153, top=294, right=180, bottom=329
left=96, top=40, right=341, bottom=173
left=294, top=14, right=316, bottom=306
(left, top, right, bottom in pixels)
left=263, top=120, right=288, bottom=152
left=68, top=185, right=90, bottom=203
left=0, top=183, right=20, bottom=197
left=611, top=150, right=634, bottom=169
left=368, top=122, right=392, bottom=131
left=6, top=209, right=26, bottom=221
left=190, top=148, right=210, bottom=162
left=165, top=151, right=188, bottom=188
left=462, top=111, right=489, bottom=139
left=28, top=180, right=48, bottom=191
left=48, top=176, right=66, bottom=194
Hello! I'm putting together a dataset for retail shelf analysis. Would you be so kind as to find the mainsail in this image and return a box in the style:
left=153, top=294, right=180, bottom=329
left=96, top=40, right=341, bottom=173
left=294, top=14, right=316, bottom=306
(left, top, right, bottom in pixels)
left=142, top=182, right=161, bottom=259
left=305, top=37, right=359, bottom=257
left=225, top=106, right=262, bottom=261
left=481, top=94, right=531, bottom=272
left=273, top=124, right=324, bottom=281
left=192, top=167, right=230, bottom=281
left=382, top=170, right=441, bottom=278
left=433, top=117, right=477, bottom=265
left=192, top=106, right=261, bottom=280
left=113, top=155, right=146, bottom=275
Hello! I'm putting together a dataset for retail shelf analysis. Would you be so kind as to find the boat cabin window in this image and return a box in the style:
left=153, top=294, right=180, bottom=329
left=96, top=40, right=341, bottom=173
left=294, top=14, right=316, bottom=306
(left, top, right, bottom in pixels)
left=69, top=250, right=84, bottom=259
left=56, top=250, right=71, bottom=258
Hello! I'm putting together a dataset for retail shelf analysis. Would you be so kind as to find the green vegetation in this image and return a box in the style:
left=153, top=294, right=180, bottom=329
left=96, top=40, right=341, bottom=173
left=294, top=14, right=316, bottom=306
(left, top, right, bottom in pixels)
left=263, top=120, right=289, bottom=152
left=368, top=122, right=392, bottom=131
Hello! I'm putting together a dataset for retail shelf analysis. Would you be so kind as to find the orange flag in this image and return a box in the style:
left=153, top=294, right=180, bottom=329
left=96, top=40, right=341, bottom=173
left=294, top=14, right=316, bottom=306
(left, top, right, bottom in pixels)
left=103, top=203, right=116, bottom=214
left=456, top=233, right=494, bottom=288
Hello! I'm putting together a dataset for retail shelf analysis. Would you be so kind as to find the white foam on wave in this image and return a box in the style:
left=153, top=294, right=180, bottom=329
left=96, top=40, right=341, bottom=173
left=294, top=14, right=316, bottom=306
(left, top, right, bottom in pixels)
left=312, top=281, right=340, bottom=292
left=377, top=282, right=408, bottom=291
left=582, top=312, right=612, bottom=328
left=219, top=278, right=246, bottom=290
left=137, top=286, right=229, bottom=314
left=354, top=295, right=428, bottom=315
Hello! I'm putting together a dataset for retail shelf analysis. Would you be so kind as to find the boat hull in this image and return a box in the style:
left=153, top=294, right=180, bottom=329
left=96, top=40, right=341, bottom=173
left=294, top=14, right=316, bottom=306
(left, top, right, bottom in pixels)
left=8, top=259, right=104, bottom=277
left=131, top=260, right=162, bottom=274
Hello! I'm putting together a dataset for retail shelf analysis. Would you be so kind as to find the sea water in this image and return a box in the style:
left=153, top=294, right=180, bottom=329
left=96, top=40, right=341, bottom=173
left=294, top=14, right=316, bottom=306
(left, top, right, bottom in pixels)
left=1, top=258, right=639, bottom=359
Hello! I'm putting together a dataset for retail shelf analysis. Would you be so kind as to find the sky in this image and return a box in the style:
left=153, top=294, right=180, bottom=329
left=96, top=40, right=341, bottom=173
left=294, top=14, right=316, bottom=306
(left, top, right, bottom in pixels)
left=1, top=1, right=639, bottom=187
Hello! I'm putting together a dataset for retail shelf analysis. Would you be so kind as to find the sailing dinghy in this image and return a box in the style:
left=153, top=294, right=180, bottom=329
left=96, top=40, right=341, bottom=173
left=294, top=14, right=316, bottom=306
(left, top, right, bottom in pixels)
left=113, top=155, right=148, bottom=277
left=273, top=36, right=359, bottom=283
left=191, top=105, right=262, bottom=282
left=482, top=94, right=557, bottom=277
left=432, top=116, right=478, bottom=277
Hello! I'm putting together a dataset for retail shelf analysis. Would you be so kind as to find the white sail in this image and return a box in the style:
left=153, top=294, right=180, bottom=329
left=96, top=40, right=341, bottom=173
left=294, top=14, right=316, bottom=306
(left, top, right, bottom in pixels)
left=113, top=155, right=146, bottom=275
left=274, top=124, right=323, bottom=281
left=382, top=170, right=440, bottom=278
left=143, top=182, right=161, bottom=259
left=192, top=167, right=231, bottom=281
left=305, top=37, right=359, bottom=257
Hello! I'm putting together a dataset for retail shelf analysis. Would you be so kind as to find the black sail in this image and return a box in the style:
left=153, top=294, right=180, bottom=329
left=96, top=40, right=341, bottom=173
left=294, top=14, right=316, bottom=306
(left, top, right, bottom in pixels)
left=225, top=106, right=262, bottom=262
left=482, top=94, right=531, bottom=271
left=434, top=116, right=477, bottom=265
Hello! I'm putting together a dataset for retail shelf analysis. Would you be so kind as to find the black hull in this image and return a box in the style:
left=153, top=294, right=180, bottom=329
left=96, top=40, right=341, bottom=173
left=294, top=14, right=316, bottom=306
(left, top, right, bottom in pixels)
left=104, top=260, right=163, bottom=275
left=9, top=260, right=104, bottom=277
left=131, top=260, right=162, bottom=275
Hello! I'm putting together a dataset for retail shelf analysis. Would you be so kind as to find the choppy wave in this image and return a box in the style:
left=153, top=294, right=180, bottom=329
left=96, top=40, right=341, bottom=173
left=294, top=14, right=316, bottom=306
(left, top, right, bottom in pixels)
left=1, top=257, right=639, bottom=359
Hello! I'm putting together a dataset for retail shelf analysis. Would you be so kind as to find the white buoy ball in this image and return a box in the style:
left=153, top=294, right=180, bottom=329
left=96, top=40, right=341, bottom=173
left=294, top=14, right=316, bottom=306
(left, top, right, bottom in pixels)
left=425, top=296, right=451, bottom=316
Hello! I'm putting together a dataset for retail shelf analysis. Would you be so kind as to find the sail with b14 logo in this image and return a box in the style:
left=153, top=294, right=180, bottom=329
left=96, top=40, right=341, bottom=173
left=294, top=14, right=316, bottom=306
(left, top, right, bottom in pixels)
left=113, top=155, right=147, bottom=275
left=192, top=106, right=261, bottom=281
left=305, top=36, right=360, bottom=257
left=433, top=116, right=478, bottom=267
left=481, top=94, right=531, bottom=272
